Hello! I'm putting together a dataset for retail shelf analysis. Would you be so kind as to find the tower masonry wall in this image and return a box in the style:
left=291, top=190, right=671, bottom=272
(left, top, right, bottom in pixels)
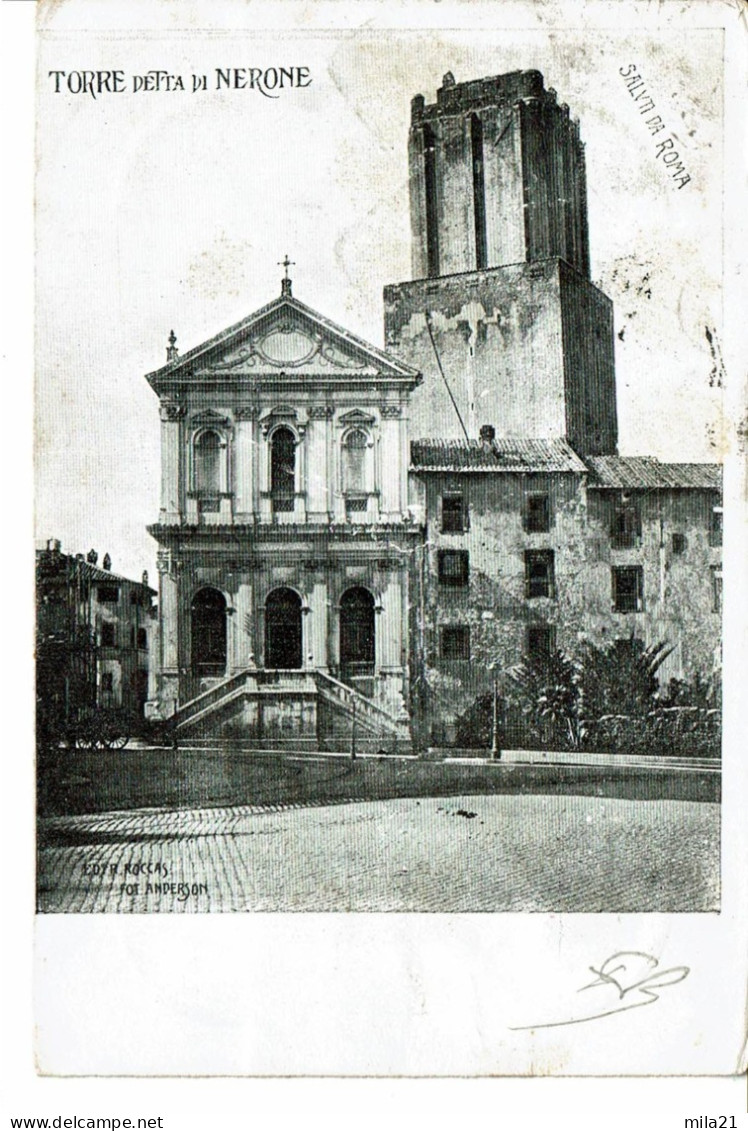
left=409, top=69, right=590, bottom=278
left=559, top=261, right=617, bottom=454
left=384, top=259, right=616, bottom=452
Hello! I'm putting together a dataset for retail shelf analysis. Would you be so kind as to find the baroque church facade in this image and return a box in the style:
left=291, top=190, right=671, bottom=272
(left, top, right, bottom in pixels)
left=146, top=70, right=722, bottom=750
left=146, top=275, right=421, bottom=747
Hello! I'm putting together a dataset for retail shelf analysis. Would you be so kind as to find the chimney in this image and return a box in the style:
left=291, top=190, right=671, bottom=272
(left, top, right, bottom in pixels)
left=102, top=553, right=112, bottom=571
left=480, top=424, right=496, bottom=453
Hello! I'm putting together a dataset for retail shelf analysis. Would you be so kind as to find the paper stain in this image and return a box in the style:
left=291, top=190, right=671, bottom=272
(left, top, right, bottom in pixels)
left=186, top=233, right=255, bottom=301
left=704, top=325, right=725, bottom=389
left=37, top=0, right=72, bottom=28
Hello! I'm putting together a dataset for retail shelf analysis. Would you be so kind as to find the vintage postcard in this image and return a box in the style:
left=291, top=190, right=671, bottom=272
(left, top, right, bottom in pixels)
left=32, top=0, right=747, bottom=1076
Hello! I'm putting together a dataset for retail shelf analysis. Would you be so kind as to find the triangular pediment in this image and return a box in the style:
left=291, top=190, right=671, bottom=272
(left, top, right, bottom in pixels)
left=191, top=408, right=232, bottom=427
left=146, top=294, right=420, bottom=390
left=338, top=409, right=377, bottom=425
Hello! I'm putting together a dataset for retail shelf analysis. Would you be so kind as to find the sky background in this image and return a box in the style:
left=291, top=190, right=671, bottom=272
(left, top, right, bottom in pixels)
left=35, top=21, right=724, bottom=580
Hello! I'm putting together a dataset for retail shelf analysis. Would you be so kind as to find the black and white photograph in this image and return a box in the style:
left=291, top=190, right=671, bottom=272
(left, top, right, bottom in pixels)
left=26, top=0, right=748, bottom=1081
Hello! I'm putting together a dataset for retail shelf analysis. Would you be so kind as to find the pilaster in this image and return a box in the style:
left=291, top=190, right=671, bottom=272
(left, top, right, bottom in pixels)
left=159, top=402, right=184, bottom=523
left=379, top=405, right=404, bottom=520
left=435, top=115, right=468, bottom=276
left=307, top=405, right=333, bottom=520
left=156, top=549, right=179, bottom=675
left=234, top=406, right=257, bottom=520
left=309, top=581, right=329, bottom=668
left=377, top=573, right=403, bottom=669
left=231, top=581, right=255, bottom=670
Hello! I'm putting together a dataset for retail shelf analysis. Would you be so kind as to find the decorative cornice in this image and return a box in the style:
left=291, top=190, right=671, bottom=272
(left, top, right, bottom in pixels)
left=338, top=409, right=376, bottom=427
left=156, top=548, right=182, bottom=576
left=160, top=402, right=185, bottom=422
left=190, top=409, right=233, bottom=430
left=227, top=557, right=262, bottom=571
left=318, top=338, right=367, bottom=370
left=146, top=521, right=423, bottom=542
left=212, top=343, right=257, bottom=370
left=260, top=405, right=307, bottom=439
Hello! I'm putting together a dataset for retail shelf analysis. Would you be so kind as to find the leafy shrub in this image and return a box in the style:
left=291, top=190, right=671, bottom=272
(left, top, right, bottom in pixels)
left=453, top=638, right=720, bottom=756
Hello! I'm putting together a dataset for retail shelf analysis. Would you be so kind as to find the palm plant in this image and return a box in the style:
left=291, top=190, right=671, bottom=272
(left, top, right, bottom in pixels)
left=578, top=637, right=673, bottom=722
left=505, top=649, right=582, bottom=749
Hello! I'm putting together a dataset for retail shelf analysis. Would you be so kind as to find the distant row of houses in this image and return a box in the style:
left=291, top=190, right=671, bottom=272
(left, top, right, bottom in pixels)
left=36, top=540, right=156, bottom=742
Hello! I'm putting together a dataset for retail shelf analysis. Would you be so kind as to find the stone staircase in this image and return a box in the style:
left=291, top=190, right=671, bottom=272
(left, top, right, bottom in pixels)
left=314, top=670, right=409, bottom=750
left=171, top=668, right=410, bottom=752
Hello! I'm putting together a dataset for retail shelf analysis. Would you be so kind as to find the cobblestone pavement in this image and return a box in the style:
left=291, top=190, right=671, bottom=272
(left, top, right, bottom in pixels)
left=37, top=793, right=719, bottom=913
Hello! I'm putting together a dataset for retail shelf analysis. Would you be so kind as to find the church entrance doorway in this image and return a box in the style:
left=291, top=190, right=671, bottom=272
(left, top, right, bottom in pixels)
left=340, top=587, right=375, bottom=696
left=265, top=587, right=303, bottom=669
left=191, top=588, right=227, bottom=678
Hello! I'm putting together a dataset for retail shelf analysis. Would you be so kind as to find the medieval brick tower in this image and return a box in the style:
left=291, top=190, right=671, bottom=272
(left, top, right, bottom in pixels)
left=384, top=69, right=618, bottom=454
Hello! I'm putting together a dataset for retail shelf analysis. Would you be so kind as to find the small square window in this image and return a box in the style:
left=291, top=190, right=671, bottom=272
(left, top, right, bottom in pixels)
left=709, top=505, right=723, bottom=547
left=137, top=627, right=148, bottom=649
left=345, top=495, right=368, bottom=516
left=711, top=566, right=722, bottom=614
left=612, top=566, right=643, bottom=613
left=672, top=533, right=686, bottom=554
left=527, top=624, right=556, bottom=662
left=438, top=549, right=469, bottom=587
left=525, top=550, right=555, bottom=599
left=100, top=622, right=116, bottom=647
left=440, top=625, right=471, bottom=660
left=441, top=494, right=465, bottom=533
left=611, top=498, right=641, bottom=548
left=525, top=494, right=550, bottom=533
left=98, top=585, right=120, bottom=604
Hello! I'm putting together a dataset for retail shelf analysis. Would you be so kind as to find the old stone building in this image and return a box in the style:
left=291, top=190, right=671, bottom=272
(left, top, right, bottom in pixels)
left=36, top=540, right=156, bottom=743
left=409, top=440, right=722, bottom=743
left=383, top=70, right=722, bottom=744
left=146, top=68, right=722, bottom=750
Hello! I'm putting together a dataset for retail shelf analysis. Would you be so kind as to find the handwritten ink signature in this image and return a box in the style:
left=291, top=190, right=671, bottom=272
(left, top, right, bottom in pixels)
left=510, top=951, right=690, bottom=1031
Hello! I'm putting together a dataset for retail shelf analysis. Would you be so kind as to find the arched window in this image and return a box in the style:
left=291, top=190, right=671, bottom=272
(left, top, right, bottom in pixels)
left=270, top=427, right=296, bottom=513
left=342, top=429, right=369, bottom=495
left=195, top=430, right=222, bottom=495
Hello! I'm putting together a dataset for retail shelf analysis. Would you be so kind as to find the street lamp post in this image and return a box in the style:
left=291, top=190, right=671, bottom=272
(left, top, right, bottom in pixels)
left=490, top=663, right=501, bottom=760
